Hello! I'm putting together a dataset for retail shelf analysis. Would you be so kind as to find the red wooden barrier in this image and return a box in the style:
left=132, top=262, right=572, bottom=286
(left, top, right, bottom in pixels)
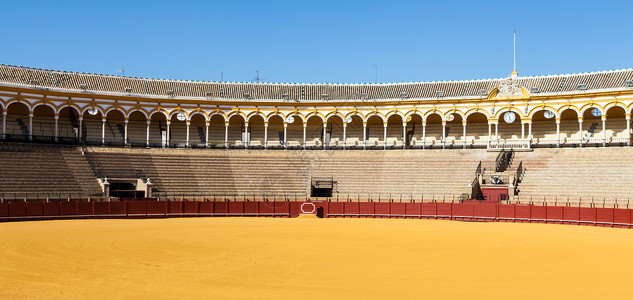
left=43, top=202, right=60, bottom=217
left=436, top=203, right=452, bottom=218
left=498, top=204, right=515, bottom=222
left=198, top=202, right=213, bottom=215
left=273, top=202, right=290, bottom=217
left=289, top=202, right=302, bottom=218
left=0, top=203, right=9, bottom=218
left=613, top=209, right=631, bottom=227
left=344, top=202, right=360, bottom=216
left=214, top=201, right=228, bottom=216
left=405, top=203, right=421, bottom=217
left=77, top=202, right=94, bottom=216
left=390, top=203, right=406, bottom=218
left=359, top=202, right=374, bottom=217
left=168, top=201, right=182, bottom=215
left=596, top=208, right=614, bottom=225
left=421, top=203, right=436, bottom=217
left=127, top=201, right=147, bottom=216
left=148, top=201, right=167, bottom=216
left=228, top=201, right=244, bottom=216
left=27, top=202, right=44, bottom=217
left=531, top=206, right=547, bottom=223
left=563, top=206, right=580, bottom=223
left=579, top=207, right=596, bottom=223
left=59, top=202, right=76, bottom=216
left=546, top=206, right=563, bottom=224
left=183, top=201, right=198, bottom=216
left=93, top=202, right=110, bottom=216
left=258, top=202, right=274, bottom=216
left=473, top=204, right=496, bottom=220
left=451, top=203, right=473, bottom=221
left=244, top=202, right=258, bottom=215
left=110, top=202, right=125, bottom=216
left=374, top=202, right=390, bottom=218
left=515, top=205, right=531, bottom=222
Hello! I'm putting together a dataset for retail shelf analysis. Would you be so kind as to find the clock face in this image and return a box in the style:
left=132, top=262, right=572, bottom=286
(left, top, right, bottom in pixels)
left=87, top=107, right=98, bottom=116
left=543, top=110, right=555, bottom=119
left=346, top=117, right=353, bottom=123
left=591, top=108, right=602, bottom=117
left=176, top=112, right=187, bottom=121
left=445, top=114, right=455, bottom=122
left=503, top=112, right=516, bottom=123
left=287, top=116, right=295, bottom=123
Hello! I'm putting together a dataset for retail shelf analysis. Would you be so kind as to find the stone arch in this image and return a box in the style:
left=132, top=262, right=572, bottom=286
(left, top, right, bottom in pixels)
left=32, top=104, right=56, bottom=140
left=5, top=101, right=31, bottom=140
left=326, top=114, right=345, bottom=147
left=363, top=112, right=385, bottom=123
left=57, top=106, right=81, bottom=141
left=267, top=114, right=286, bottom=147
left=189, top=113, right=207, bottom=147
left=579, top=104, right=604, bottom=118
left=386, top=113, right=404, bottom=148
left=127, top=111, right=148, bottom=146
left=444, top=111, right=464, bottom=147
left=247, top=114, right=266, bottom=147
left=493, top=106, right=525, bottom=120
left=365, top=114, right=384, bottom=147
left=497, top=110, right=522, bottom=141
left=405, top=113, right=424, bottom=148
left=227, top=113, right=246, bottom=147
left=325, top=111, right=345, bottom=123
left=605, top=105, right=628, bottom=144
left=465, top=112, right=489, bottom=146
left=246, top=111, right=266, bottom=122
left=208, top=114, right=226, bottom=147
left=464, top=108, right=492, bottom=120
left=305, top=114, right=324, bottom=148
left=104, top=109, right=126, bottom=145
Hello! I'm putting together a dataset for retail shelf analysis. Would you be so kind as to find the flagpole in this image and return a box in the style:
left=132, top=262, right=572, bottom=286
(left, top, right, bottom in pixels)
left=513, top=30, right=516, bottom=71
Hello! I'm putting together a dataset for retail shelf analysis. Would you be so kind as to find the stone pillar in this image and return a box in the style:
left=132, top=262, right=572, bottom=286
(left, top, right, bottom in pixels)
left=578, top=117, right=583, bottom=147
left=602, top=115, right=607, bottom=146
left=166, top=121, right=171, bottom=147
left=28, top=112, right=33, bottom=141
left=383, top=122, right=388, bottom=150
left=627, top=114, right=631, bottom=146
left=283, top=122, right=288, bottom=149
left=343, top=123, right=347, bottom=149
left=323, top=122, right=327, bottom=149
left=462, top=121, right=467, bottom=149
left=224, top=121, right=229, bottom=148
left=402, top=122, right=407, bottom=149
left=101, top=116, right=106, bottom=144
left=521, top=122, right=525, bottom=140
left=528, top=122, right=532, bottom=142
left=146, top=120, right=150, bottom=147
left=244, top=122, right=249, bottom=148
left=145, top=178, right=153, bottom=198
left=422, top=121, right=427, bottom=149
left=103, top=178, right=110, bottom=198
left=556, top=118, right=560, bottom=147
left=205, top=121, right=210, bottom=148
left=124, top=118, right=129, bottom=145
left=185, top=121, right=190, bottom=147
left=441, top=121, right=446, bottom=149
left=494, top=122, right=498, bottom=140
left=78, top=117, right=83, bottom=141
left=363, top=122, right=367, bottom=150
left=264, top=122, right=268, bottom=149
left=54, top=114, right=59, bottom=142
left=2, top=110, right=6, bottom=140
left=302, top=123, right=307, bottom=149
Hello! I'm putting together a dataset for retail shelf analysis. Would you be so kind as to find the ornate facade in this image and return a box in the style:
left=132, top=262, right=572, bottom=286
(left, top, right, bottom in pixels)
left=1, top=64, right=633, bottom=149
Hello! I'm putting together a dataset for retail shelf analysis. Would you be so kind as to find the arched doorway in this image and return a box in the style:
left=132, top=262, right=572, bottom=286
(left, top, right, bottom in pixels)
left=559, top=109, right=579, bottom=146
left=424, top=113, right=442, bottom=148
left=82, top=107, right=104, bottom=145
left=465, top=112, right=489, bottom=148
left=305, top=115, right=323, bottom=149
left=497, top=111, right=521, bottom=142
left=405, top=114, right=423, bottom=149
left=345, top=115, right=363, bottom=149
left=5, top=102, right=30, bottom=141
left=149, top=112, right=168, bottom=147
left=365, top=115, right=384, bottom=149
left=168, top=112, right=187, bottom=147
left=227, top=114, right=246, bottom=148
left=606, top=106, right=627, bottom=146
left=127, top=111, right=148, bottom=147
left=57, top=106, right=80, bottom=143
left=267, top=115, right=284, bottom=148
left=531, top=109, right=557, bottom=146
left=444, top=113, right=464, bottom=149
left=581, top=107, right=603, bottom=146
left=326, top=115, right=345, bottom=148
left=105, top=110, right=125, bottom=146
left=189, top=113, right=207, bottom=148
left=248, top=115, right=265, bottom=148
left=208, top=114, right=225, bottom=148
left=285, top=115, right=303, bottom=149
left=386, top=114, right=403, bottom=149
left=32, top=105, right=55, bottom=142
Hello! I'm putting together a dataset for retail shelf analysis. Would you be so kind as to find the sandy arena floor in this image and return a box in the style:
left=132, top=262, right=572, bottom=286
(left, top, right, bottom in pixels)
left=1, top=217, right=633, bottom=299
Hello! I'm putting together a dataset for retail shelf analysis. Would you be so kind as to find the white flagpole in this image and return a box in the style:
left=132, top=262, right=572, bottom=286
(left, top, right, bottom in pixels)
left=513, top=30, right=516, bottom=71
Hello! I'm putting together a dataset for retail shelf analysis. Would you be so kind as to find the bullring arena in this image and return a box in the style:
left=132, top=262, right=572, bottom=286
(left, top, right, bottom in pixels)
left=3, top=64, right=633, bottom=298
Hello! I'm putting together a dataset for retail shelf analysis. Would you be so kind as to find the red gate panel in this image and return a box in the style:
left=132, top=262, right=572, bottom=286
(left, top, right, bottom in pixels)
left=390, top=203, right=406, bottom=217
left=126, top=201, right=147, bottom=216
left=244, top=202, right=258, bottom=215
left=579, top=207, right=596, bottom=223
left=0, top=203, right=9, bottom=218
left=405, top=203, right=421, bottom=217
left=344, top=202, right=360, bottom=216
left=198, top=202, right=213, bottom=215
left=77, top=202, right=94, bottom=216
left=530, top=205, right=546, bottom=223
left=147, top=201, right=167, bottom=216
left=359, top=202, right=374, bottom=216
left=93, top=202, right=110, bottom=215
left=289, top=202, right=302, bottom=218
left=59, top=202, right=77, bottom=216
left=228, top=201, right=244, bottom=216
left=563, top=206, right=580, bottom=223
left=374, top=202, right=389, bottom=217
left=26, top=202, right=44, bottom=217
left=183, top=201, right=198, bottom=215
left=498, top=204, right=515, bottom=221
left=613, top=209, right=631, bottom=226
left=596, top=208, right=614, bottom=224
left=258, top=202, right=274, bottom=216
left=515, top=205, right=531, bottom=222
left=546, top=206, right=563, bottom=223
left=109, top=202, right=125, bottom=215
left=436, top=203, right=452, bottom=217
left=473, top=204, right=497, bottom=220
left=421, top=203, right=437, bottom=217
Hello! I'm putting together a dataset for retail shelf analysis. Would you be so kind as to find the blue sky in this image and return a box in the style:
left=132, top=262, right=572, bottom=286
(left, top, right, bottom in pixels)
left=2, top=0, right=631, bottom=83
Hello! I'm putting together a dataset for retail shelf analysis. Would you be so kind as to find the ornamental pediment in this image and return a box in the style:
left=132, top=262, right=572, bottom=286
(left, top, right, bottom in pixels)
left=489, top=77, right=530, bottom=100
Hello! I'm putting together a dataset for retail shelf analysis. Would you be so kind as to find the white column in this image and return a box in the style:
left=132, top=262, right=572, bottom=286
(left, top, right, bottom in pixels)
left=264, top=122, right=268, bottom=149
left=323, top=123, right=327, bottom=149
left=383, top=123, right=387, bottom=150
left=28, top=112, right=33, bottom=141
left=2, top=110, right=6, bottom=140
left=224, top=122, right=229, bottom=148
left=244, top=122, right=249, bottom=148
left=101, top=117, right=106, bottom=144
left=54, top=115, right=59, bottom=142
left=343, top=123, right=347, bottom=149
left=166, top=121, right=171, bottom=146
left=441, top=121, right=446, bottom=149
left=528, top=122, right=532, bottom=141
left=185, top=121, right=190, bottom=147
left=78, top=117, right=83, bottom=141
left=402, top=123, right=407, bottom=149
left=146, top=120, right=150, bottom=146
left=521, top=122, right=525, bottom=140
left=556, top=118, right=560, bottom=147
left=578, top=118, right=583, bottom=147
left=205, top=121, right=210, bottom=148
left=488, top=122, right=491, bottom=141
left=363, top=122, right=367, bottom=150
left=422, top=121, right=427, bottom=149
left=626, top=115, right=631, bottom=146
left=283, top=123, right=288, bottom=149
left=302, top=123, right=307, bottom=149
left=602, top=115, right=607, bottom=146
left=124, top=119, right=129, bottom=145
left=462, top=121, right=467, bottom=149
left=494, top=123, right=498, bottom=140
